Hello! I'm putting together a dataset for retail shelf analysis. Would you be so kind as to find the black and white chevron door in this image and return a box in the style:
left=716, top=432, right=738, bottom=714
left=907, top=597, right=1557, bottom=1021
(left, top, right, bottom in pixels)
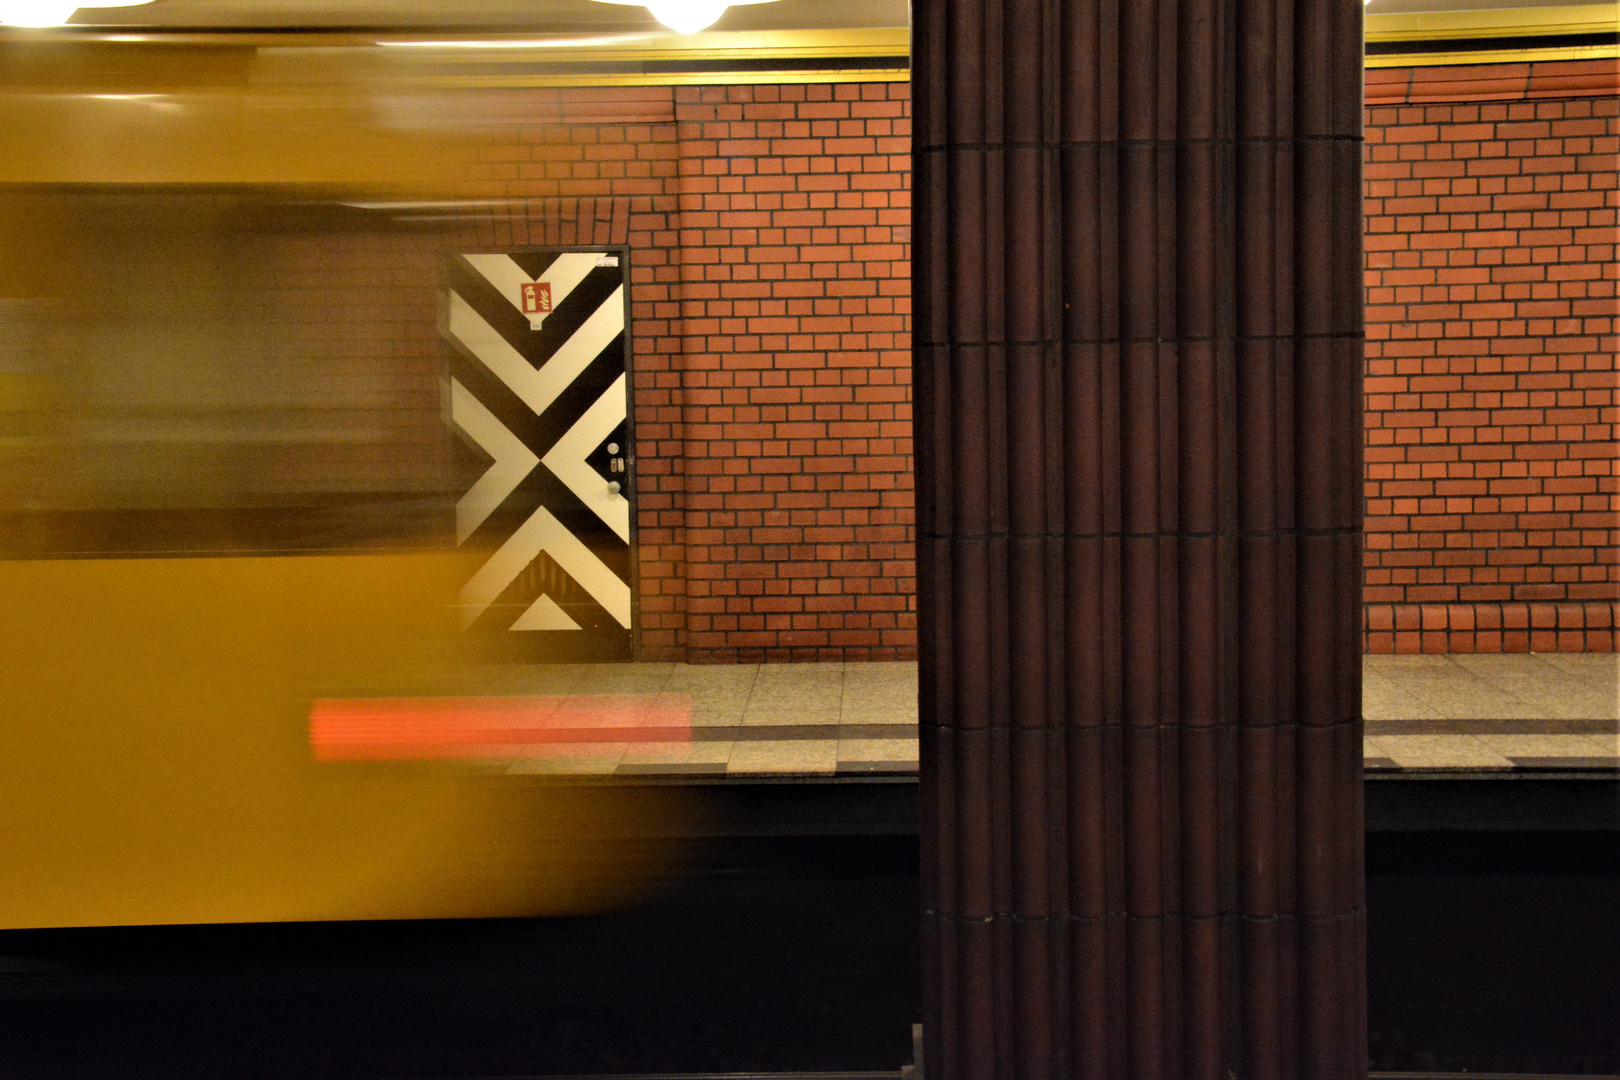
left=442, top=249, right=634, bottom=661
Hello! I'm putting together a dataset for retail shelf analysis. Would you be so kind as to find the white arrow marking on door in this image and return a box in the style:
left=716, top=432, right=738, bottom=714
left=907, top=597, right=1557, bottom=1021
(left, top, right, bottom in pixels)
left=543, top=373, right=629, bottom=543
left=448, top=378, right=538, bottom=545
left=509, top=593, right=582, bottom=631
left=445, top=286, right=623, bottom=419
left=459, top=505, right=631, bottom=629
left=461, top=252, right=601, bottom=319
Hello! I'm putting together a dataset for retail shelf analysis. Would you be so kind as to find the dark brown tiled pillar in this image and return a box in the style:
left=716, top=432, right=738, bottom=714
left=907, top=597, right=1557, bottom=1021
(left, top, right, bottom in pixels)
left=912, top=0, right=1365, bottom=1074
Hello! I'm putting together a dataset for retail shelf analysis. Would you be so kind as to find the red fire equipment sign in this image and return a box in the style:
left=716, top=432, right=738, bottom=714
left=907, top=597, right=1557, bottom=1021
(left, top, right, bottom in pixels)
left=521, top=282, right=552, bottom=315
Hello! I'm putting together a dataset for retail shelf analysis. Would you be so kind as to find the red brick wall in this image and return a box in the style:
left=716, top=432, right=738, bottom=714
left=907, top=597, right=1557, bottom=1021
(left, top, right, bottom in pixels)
left=662, top=84, right=914, bottom=661
left=1362, top=60, right=1619, bottom=653
left=436, top=62, right=1616, bottom=659
left=448, top=83, right=914, bottom=662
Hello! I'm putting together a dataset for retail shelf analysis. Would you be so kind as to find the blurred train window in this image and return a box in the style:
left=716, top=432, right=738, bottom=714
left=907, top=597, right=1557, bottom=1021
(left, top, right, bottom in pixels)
left=0, top=188, right=460, bottom=557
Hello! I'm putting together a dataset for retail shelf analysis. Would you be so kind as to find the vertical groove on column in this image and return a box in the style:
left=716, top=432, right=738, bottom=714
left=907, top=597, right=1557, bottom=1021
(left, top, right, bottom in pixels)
left=915, top=0, right=1363, bottom=1074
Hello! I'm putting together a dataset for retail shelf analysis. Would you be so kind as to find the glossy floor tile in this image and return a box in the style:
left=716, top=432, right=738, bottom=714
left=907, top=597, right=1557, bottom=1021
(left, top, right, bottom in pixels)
left=493, top=656, right=1619, bottom=777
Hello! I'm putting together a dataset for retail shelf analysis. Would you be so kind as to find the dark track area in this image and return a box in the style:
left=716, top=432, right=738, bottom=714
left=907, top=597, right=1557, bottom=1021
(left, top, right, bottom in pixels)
left=1367, top=830, right=1620, bottom=1076
left=3, top=782, right=1618, bottom=1078
left=0, top=835, right=920, bottom=1080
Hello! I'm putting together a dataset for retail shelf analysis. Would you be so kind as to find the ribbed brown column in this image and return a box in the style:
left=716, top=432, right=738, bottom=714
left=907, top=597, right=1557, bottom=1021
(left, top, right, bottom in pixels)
left=912, top=0, right=1365, bottom=1074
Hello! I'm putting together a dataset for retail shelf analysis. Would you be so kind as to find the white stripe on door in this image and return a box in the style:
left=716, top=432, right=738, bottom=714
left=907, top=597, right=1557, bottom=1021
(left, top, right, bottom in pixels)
left=459, top=505, right=632, bottom=630
left=445, top=286, right=624, bottom=419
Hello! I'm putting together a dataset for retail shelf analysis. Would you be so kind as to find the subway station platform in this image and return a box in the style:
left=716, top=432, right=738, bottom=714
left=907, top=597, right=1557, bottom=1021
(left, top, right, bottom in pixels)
left=491, top=654, right=1619, bottom=780
left=1363, top=653, right=1620, bottom=772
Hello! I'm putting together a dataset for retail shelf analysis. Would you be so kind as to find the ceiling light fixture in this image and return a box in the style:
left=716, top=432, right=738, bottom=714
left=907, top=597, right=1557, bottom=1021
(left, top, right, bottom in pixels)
left=0, top=0, right=76, bottom=25
left=589, top=0, right=783, bottom=37
left=0, top=0, right=153, bottom=28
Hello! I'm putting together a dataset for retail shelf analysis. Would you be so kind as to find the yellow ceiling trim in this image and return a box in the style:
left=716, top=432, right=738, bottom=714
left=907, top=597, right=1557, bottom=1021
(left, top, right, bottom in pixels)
left=1365, top=42, right=1619, bottom=66
left=257, top=26, right=913, bottom=84
left=562, top=26, right=907, bottom=56
left=363, top=26, right=909, bottom=61
left=50, top=17, right=1616, bottom=82
left=420, top=68, right=910, bottom=87
left=1366, top=4, right=1619, bottom=42
left=357, top=28, right=912, bottom=85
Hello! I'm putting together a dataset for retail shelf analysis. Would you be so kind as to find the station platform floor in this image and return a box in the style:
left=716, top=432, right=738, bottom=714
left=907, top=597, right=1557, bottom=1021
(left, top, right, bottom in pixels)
left=492, top=654, right=1619, bottom=779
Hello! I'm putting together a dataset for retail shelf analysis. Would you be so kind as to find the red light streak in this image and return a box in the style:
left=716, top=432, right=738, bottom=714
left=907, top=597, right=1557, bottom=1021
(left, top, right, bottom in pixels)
left=309, top=694, right=692, bottom=761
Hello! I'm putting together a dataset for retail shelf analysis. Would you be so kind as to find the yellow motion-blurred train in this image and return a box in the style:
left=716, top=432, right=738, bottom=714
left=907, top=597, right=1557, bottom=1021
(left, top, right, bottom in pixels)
left=0, top=39, right=683, bottom=930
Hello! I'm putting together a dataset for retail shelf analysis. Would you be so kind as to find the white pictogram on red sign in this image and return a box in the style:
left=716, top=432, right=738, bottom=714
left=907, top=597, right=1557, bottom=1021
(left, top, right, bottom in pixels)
left=521, top=282, right=552, bottom=315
